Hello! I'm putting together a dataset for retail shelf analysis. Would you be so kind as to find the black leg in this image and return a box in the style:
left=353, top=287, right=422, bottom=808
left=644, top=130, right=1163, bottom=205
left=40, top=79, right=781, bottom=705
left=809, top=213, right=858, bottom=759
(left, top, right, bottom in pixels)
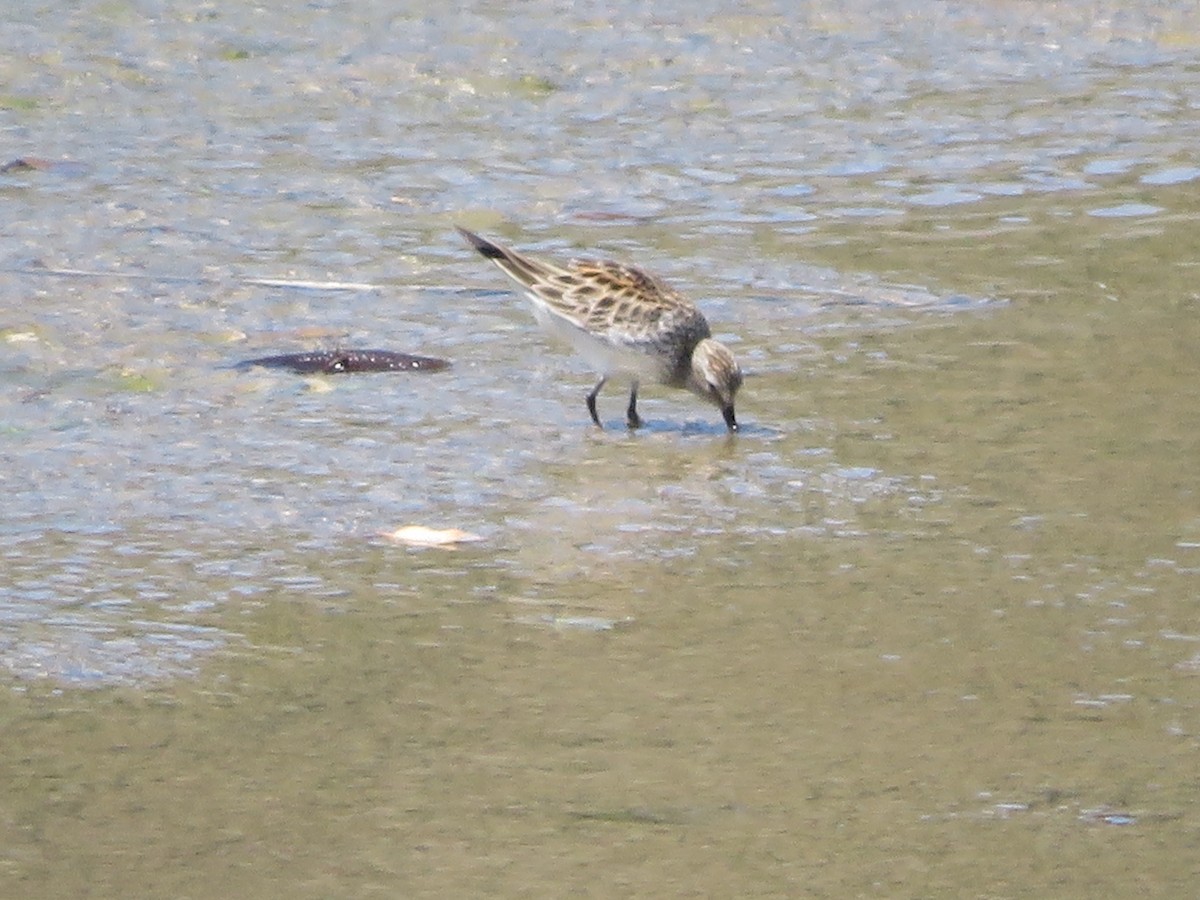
left=626, top=380, right=642, bottom=429
left=586, top=376, right=607, bottom=428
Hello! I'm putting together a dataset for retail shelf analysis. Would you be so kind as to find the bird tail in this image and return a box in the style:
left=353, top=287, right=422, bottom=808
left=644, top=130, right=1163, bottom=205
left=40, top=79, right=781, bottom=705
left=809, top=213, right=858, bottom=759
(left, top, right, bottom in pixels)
left=455, top=226, right=563, bottom=289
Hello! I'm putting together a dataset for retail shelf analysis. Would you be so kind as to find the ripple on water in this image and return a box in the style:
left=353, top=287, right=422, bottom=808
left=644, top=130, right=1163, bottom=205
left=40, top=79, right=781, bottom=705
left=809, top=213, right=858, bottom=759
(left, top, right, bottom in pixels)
left=1139, top=166, right=1200, bottom=186
left=1087, top=202, right=1165, bottom=218
left=1, top=620, right=227, bottom=689
left=0, top=528, right=244, bottom=688
left=908, top=186, right=986, bottom=207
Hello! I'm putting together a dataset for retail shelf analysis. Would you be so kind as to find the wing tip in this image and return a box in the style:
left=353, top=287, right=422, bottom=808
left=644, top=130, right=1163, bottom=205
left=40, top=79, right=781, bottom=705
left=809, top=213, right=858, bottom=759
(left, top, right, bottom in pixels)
left=455, top=225, right=507, bottom=261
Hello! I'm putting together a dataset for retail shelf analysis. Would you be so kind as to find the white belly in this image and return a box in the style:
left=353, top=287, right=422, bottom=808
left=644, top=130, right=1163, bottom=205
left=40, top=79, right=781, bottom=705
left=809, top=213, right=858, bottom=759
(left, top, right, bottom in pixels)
left=531, top=304, right=665, bottom=380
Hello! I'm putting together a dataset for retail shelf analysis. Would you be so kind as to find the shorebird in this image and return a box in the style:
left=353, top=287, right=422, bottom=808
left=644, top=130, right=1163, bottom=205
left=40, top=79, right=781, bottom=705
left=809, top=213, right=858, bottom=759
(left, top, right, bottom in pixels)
left=457, top=227, right=743, bottom=432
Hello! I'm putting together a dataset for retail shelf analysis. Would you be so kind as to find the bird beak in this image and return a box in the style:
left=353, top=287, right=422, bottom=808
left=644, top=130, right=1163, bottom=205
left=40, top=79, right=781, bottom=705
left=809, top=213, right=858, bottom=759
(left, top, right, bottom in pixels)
left=722, top=404, right=738, bottom=432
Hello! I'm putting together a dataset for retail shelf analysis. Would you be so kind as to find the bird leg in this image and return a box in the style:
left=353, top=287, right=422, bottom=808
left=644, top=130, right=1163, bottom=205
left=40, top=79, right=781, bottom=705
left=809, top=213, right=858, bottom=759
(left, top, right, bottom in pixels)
left=626, top=380, right=642, bottom=429
left=586, top=376, right=607, bottom=428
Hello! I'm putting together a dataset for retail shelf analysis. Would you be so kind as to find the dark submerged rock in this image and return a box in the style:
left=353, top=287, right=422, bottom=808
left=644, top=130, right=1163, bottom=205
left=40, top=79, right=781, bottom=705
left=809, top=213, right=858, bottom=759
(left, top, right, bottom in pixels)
left=237, top=349, right=450, bottom=375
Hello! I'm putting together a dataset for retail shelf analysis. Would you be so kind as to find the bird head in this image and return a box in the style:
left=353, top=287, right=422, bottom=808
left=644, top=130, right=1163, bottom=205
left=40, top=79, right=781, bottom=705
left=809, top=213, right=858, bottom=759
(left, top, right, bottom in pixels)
left=688, top=339, right=743, bottom=432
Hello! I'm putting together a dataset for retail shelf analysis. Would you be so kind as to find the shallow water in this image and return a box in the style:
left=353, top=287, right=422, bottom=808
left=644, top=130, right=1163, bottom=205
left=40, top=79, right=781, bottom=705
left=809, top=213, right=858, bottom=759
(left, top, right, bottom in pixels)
left=3, top=1, right=1199, bottom=896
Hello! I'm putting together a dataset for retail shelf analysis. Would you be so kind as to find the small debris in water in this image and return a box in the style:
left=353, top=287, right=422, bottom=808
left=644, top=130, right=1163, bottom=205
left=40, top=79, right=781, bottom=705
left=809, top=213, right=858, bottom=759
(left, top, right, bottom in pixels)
left=380, top=525, right=483, bottom=547
left=1, top=157, right=90, bottom=176
left=1079, top=808, right=1138, bottom=826
left=513, top=614, right=631, bottom=632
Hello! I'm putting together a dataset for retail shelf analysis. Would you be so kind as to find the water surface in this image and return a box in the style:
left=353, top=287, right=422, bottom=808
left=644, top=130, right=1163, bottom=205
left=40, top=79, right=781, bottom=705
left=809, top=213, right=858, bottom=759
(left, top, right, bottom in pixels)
left=2, top=1, right=1199, bottom=896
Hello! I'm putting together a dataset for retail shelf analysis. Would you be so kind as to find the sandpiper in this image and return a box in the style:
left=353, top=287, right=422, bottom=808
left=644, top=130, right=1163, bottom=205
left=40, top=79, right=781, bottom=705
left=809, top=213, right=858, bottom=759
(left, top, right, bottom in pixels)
left=457, top=227, right=743, bottom=432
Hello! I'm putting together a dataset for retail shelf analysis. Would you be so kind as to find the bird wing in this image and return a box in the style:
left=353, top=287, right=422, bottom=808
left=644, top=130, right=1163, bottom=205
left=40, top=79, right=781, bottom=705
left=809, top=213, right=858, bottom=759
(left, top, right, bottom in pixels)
left=456, top=227, right=705, bottom=344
